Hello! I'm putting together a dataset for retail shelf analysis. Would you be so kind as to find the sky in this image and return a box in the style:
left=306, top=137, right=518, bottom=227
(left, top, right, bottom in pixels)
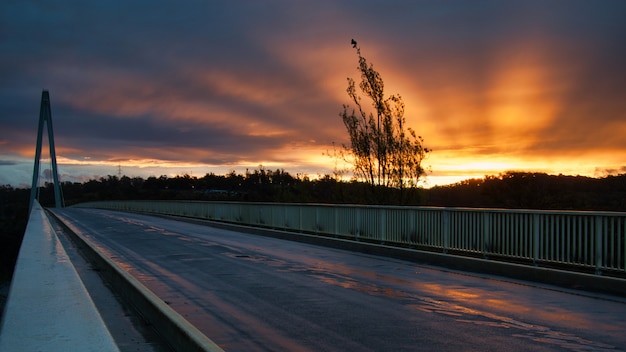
left=1, top=1, right=625, bottom=188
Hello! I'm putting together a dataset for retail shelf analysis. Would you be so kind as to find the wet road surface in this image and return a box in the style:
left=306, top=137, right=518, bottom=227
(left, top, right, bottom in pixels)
left=52, top=208, right=626, bottom=352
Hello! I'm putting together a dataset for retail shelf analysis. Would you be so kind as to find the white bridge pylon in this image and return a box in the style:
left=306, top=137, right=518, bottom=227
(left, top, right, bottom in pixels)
left=29, top=90, right=63, bottom=211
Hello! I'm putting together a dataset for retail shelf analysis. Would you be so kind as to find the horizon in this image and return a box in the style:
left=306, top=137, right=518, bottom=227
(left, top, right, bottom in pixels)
left=2, top=1, right=625, bottom=189
left=7, top=162, right=621, bottom=191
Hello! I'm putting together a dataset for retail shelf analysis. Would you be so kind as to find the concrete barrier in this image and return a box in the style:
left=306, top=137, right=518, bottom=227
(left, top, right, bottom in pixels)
left=0, top=201, right=119, bottom=352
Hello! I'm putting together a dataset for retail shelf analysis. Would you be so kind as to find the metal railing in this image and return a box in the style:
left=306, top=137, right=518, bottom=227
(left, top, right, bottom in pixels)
left=75, top=201, right=626, bottom=276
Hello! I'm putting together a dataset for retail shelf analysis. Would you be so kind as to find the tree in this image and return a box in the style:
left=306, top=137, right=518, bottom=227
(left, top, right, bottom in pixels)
left=339, top=40, right=430, bottom=202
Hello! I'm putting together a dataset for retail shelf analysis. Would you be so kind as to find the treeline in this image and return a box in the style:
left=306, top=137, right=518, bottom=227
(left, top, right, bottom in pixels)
left=23, top=170, right=626, bottom=211
left=428, top=172, right=626, bottom=211
left=56, top=169, right=375, bottom=205
left=0, top=186, right=29, bottom=280
left=1, top=170, right=625, bottom=280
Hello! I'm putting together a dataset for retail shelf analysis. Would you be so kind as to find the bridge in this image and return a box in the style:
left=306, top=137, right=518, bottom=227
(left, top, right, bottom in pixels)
left=1, top=91, right=625, bottom=351
left=1, top=199, right=625, bottom=351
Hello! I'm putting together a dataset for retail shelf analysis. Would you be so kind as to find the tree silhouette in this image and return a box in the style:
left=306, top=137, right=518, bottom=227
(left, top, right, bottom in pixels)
left=340, top=40, right=430, bottom=202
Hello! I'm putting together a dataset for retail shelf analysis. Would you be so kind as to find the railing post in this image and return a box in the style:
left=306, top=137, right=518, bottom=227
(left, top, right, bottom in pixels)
left=316, top=207, right=320, bottom=233
left=533, top=214, right=540, bottom=266
left=443, top=209, right=450, bottom=254
left=482, top=212, right=490, bottom=258
left=408, top=209, right=414, bottom=244
left=380, top=208, right=386, bottom=244
left=334, top=206, right=338, bottom=236
left=595, top=216, right=603, bottom=275
left=356, top=207, right=361, bottom=240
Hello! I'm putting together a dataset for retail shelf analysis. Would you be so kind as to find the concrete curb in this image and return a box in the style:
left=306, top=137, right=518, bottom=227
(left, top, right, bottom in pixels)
left=0, top=201, right=119, bottom=352
left=167, top=214, right=626, bottom=298
left=48, top=210, right=224, bottom=352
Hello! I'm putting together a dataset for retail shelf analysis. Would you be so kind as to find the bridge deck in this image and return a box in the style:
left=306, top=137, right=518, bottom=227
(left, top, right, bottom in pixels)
left=52, top=207, right=626, bottom=351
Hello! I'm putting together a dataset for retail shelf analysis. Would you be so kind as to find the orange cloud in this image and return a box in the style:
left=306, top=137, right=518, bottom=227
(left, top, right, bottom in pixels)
left=4, top=2, right=625, bottom=188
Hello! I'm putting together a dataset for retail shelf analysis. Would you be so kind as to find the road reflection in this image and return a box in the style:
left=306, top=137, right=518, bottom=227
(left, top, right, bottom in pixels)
left=227, top=249, right=620, bottom=351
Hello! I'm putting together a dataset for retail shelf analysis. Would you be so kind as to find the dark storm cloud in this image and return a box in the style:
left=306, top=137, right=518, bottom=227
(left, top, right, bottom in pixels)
left=52, top=105, right=292, bottom=162
left=1, top=1, right=340, bottom=162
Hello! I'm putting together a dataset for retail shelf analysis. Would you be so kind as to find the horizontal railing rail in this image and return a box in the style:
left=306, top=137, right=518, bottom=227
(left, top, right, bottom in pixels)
left=75, top=201, right=626, bottom=276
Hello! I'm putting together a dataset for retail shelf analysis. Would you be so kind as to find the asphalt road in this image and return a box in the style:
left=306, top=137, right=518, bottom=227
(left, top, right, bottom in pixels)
left=53, top=208, right=626, bottom=352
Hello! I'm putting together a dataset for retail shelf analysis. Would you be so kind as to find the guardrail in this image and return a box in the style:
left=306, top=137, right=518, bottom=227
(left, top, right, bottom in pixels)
left=75, top=201, right=626, bottom=277
left=0, top=201, right=119, bottom=351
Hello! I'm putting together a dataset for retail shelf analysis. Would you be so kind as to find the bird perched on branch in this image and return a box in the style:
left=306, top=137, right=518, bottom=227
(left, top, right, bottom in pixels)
left=351, top=39, right=357, bottom=48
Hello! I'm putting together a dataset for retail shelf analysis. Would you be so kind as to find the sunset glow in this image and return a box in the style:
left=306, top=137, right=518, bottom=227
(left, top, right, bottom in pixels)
left=1, top=1, right=625, bottom=188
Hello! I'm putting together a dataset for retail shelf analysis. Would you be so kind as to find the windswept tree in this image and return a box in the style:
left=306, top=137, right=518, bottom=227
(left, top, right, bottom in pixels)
left=340, top=39, right=430, bottom=201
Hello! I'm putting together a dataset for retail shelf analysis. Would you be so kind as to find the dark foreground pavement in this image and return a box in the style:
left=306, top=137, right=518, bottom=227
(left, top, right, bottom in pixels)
left=53, top=208, right=626, bottom=352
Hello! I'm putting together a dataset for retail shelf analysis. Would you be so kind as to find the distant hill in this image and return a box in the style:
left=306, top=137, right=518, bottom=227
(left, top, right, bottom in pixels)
left=425, top=172, right=626, bottom=211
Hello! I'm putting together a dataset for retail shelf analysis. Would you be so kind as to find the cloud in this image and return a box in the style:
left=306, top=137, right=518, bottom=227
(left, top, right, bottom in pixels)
left=595, top=166, right=626, bottom=177
left=1, top=1, right=625, bottom=187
